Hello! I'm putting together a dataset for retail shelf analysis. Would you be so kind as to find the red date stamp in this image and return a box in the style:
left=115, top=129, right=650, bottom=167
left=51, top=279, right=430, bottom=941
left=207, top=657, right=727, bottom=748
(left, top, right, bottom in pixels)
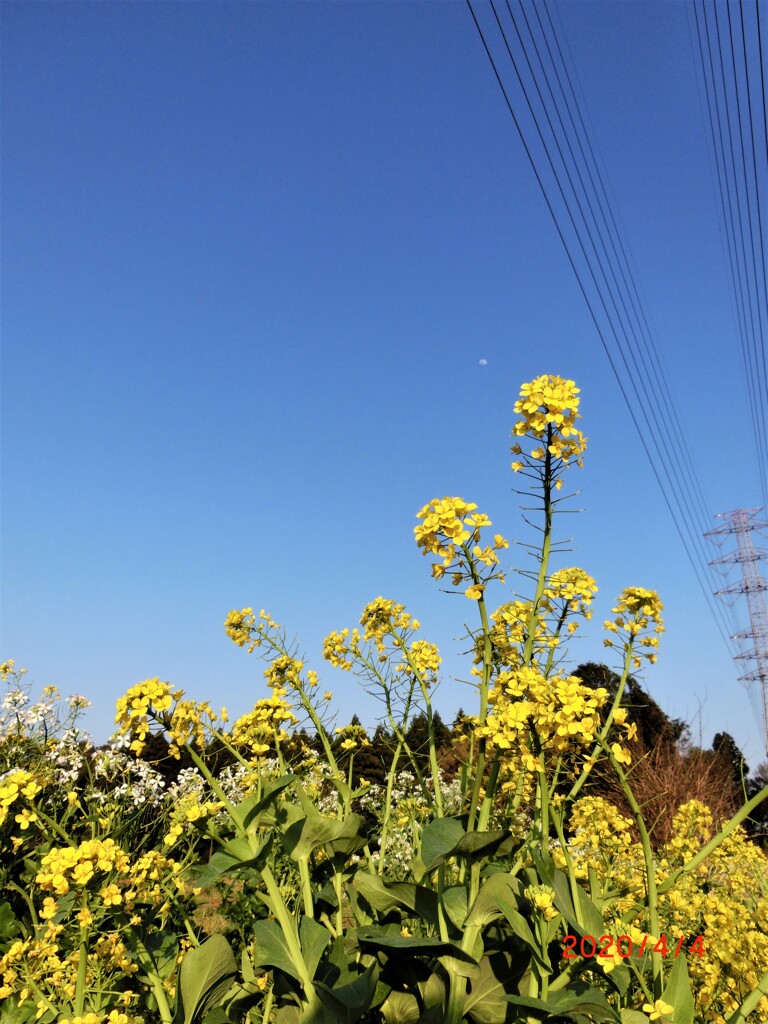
left=562, top=934, right=705, bottom=959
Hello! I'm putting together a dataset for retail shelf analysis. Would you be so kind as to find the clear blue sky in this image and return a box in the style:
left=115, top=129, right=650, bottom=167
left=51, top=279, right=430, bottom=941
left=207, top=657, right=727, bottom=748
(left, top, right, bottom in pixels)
left=2, top=1, right=766, bottom=765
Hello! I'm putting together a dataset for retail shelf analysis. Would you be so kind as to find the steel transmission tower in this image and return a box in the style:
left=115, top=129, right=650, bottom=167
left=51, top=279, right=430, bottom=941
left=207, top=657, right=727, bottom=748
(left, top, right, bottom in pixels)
left=706, top=509, right=768, bottom=753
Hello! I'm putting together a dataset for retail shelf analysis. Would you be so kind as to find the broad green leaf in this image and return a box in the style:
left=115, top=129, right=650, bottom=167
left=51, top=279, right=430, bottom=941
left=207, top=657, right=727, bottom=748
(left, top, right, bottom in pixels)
left=189, top=834, right=272, bottom=888
left=299, top=915, right=332, bottom=978
left=0, top=902, right=21, bottom=944
left=283, top=809, right=366, bottom=861
left=356, top=926, right=477, bottom=965
left=229, top=774, right=297, bottom=831
left=142, top=930, right=180, bottom=981
left=464, top=873, right=522, bottom=929
left=380, top=990, right=420, bottom=1024
left=463, top=952, right=523, bottom=1024
left=173, top=934, right=238, bottom=1024
left=620, top=1012, right=651, bottom=1024
left=353, top=873, right=440, bottom=927
left=453, top=831, right=513, bottom=860
left=507, top=984, right=621, bottom=1023
left=315, top=962, right=379, bottom=1021
left=419, top=817, right=466, bottom=872
left=251, top=919, right=302, bottom=982
left=201, top=1011, right=233, bottom=1024
left=442, top=885, right=468, bottom=930
left=660, top=954, right=695, bottom=1024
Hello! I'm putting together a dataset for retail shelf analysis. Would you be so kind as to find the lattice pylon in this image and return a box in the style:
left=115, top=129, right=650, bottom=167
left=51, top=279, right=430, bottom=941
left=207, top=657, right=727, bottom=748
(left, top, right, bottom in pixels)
left=706, top=509, right=768, bottom=754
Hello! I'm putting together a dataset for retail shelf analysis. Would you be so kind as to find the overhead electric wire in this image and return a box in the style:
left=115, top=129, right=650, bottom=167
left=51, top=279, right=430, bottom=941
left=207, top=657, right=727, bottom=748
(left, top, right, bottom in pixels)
left=466, top=0, right=739, bottom=656
left=505, top=0, right=728, bottom=607
left=692, top=0, right=768, bottom=511
left=534, top=0, right=743, bottom=644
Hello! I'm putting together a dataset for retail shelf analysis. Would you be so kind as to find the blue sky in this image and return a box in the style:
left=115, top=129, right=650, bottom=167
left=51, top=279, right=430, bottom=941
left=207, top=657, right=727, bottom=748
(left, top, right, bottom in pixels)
left=3, top=1, right=766, bottom=766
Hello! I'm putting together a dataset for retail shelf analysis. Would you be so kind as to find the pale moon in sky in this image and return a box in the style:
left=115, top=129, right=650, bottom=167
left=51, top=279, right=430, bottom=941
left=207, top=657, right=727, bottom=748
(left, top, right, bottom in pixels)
left=479, top=358, right=488, bottom=366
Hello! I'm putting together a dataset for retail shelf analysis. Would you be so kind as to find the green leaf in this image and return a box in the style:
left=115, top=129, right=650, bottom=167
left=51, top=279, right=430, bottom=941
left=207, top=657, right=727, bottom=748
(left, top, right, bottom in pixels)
left=229, top=774, right=297, bottom=831
left=189, top=834, right=272, bottom=888
left=143, top=930, right=180, bottom=980
left=619, top=1012, right=651, bottom=1024
left=173, top=934, right=238, bottom=1024
left=441, top=885, right=468, bottom=931
left=353, top=873, right=440, bottom=928
left=495, top=894, right=543, bottom=967
left=315, top=962, right=379, bottom=1021
left=453, top=831, right=513, bottom=860
left=380, top=990, right=420, bottom=1024
left=251, top=919, right=302, bottom=982
left=419, top=817, right=466, bottom=872
left=201, top=1011, right=233, bottom=1024
left=464, top=873, right=522, bottom=930
left=283, top=809, right=367, bottom=861
left=533, top=850, right=606, bottom=940
left=299, top=916, right=332, bottom=978
left=0, top=902, right=21, bottom=943
left=356, top=926, right=476, bottom=965
left=660, top=954, right=695, bottom=1024
left=507, top=985, right=621, bottom=1023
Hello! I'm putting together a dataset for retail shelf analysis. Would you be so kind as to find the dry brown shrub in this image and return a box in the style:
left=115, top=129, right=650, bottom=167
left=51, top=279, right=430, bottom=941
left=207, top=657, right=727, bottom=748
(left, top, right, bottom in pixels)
left=595, top=736, right=744, bottom=848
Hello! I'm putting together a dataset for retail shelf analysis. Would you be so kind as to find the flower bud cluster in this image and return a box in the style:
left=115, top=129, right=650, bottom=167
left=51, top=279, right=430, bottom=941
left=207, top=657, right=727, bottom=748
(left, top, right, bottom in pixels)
left=603, top=586, right=665, bottom=667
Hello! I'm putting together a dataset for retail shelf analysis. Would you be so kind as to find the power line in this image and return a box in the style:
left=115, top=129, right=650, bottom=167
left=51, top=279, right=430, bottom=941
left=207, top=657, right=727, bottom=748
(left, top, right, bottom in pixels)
left=692, top=0, right=768, bottom=510
left=465, top=0, right=738, bottom=655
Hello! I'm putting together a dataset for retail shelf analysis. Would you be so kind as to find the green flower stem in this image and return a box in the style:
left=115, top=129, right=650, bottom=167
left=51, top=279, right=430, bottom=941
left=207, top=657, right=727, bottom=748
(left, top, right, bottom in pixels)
left=377, top=738, right=405, bottom=876
left=523, top=427, right=554, bottom=668
left=260, top=983, right=274, bottom=1023
left=549, top=802, right=584, bottom=931
left=260, top=863, right=317, bottom=1000
left=74, top=894, right=89, bottom=1016
left=355, top=646, right=432, bottom=806
left=259, top=628, right=341, bottom=778
left=29, top=805, right=76, bottom=847
left=542, top=607, right=569, bottom=679
left=444, top=971, right=467, bottom=1024
left=601, top=740, right=662, bottom=999
left=183, top=743, right=240, bottom=826
left=126, top=926, right=174, bottom=1024
left=399, top=641, right=444, bottom=817
left=298, top=856, right=314, bottom=919
left=566, top=642, right=633, bottom=806
left=6, top=880, right=39, bottom=927
left=436, top=865, right=450, bottom=942
left=727, top=968, right=768, bottom=1024
left=467, top=583, right=494, bottom=833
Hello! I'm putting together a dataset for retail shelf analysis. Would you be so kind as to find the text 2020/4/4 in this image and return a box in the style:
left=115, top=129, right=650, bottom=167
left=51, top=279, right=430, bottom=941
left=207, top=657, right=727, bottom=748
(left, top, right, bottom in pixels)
left=562, top=935, right=705, bottom=959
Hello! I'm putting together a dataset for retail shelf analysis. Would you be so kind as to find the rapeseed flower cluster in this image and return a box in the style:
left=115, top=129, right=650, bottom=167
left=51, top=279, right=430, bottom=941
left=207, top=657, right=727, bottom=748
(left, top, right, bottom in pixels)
left=230, top=690, right=298, bottom=756
left=36, top=838, right=130, bottom=896
left=322, top=627, right=360, bottom=671
left=487, top=570, right=597, bottom=669
left=524, top=883, right=558, bottom=921
left=557, top=795, right=768, bottom=1021
left=510, top=374, right=587, bottom=475
left=543, top=568, right=598, bottom=631
left=414, top=497, right=508, bottom=599
left=224, top=608, right=279, bottom=652
left=476, top=666, right=609, bottom=772
left=604, top=586, right=665, bottom=667
left=0, top=767, right=42, bottom=827
left=114, top=677, right=220, bottom=758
